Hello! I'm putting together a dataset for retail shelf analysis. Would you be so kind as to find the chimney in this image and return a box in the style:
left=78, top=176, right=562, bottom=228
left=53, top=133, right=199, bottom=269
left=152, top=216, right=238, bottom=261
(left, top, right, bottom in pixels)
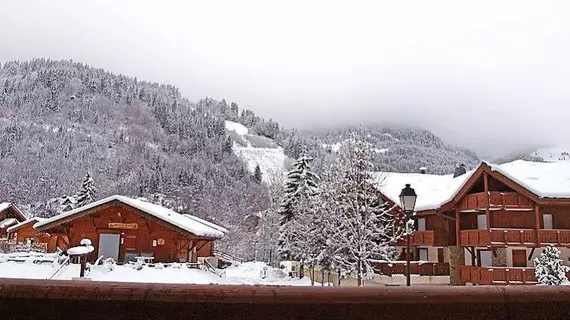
left=419, top=167, right=427, bottom=174
left=453, top=163, right=466, bottom=178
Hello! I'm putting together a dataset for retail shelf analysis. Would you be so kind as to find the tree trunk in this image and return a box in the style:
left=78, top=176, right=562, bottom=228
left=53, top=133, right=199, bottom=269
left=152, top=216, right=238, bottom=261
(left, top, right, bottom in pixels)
left=321, top=269, right=324, bottom=286
left=299, top=261, right=305, bottom=278
left=356, top=260, right=363, bottom=286
left=311, top=267, right=315, bottom=286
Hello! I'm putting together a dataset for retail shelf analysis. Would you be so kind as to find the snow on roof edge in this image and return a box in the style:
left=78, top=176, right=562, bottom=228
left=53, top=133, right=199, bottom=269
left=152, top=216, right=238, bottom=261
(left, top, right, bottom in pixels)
left=35, top=195, right=226, bottom=238
left=7, top=217, right=44, bottom=233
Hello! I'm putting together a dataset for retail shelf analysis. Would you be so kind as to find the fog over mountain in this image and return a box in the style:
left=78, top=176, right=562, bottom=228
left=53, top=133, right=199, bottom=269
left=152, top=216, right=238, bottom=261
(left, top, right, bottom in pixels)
left=1, top=0, right=570, bottom=157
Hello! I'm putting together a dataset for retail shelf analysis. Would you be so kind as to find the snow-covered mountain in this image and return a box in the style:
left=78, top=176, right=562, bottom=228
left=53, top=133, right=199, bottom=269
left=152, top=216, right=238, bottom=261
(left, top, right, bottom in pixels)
left=494, top=145, right=570, bottom=164
left=530, top=146, right=570, bottom=162
left=225, top=120, right=291, bottom=183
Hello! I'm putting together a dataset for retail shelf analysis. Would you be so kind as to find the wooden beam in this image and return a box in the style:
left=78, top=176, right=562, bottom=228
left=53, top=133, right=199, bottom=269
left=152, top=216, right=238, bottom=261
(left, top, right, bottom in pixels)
left=483, top=173, right=490, bottom=233
left=455, top=207, right=460, bottom=246
left=535, top=205, right=541, bottom=247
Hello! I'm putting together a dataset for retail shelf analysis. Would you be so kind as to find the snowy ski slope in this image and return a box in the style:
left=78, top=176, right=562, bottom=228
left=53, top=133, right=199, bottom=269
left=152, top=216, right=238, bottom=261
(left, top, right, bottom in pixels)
left=225, top=121, right=290, bottom=184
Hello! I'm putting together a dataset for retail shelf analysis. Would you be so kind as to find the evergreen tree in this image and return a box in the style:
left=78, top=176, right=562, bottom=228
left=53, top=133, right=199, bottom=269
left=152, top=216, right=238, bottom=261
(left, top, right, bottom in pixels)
left=333, top=134, right=403, bottom=286
left=76, top=172, right=97, bottom=207
left=253, top=164, right=263, bottom=184
left=534, top=245, right=570, bottom=285
left=277, top=154, right=319, bottom=261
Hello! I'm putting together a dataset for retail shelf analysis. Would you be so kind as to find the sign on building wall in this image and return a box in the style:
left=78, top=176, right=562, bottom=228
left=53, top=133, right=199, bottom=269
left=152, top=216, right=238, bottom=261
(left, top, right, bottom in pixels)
left=108, top=222, right=138, bottom=230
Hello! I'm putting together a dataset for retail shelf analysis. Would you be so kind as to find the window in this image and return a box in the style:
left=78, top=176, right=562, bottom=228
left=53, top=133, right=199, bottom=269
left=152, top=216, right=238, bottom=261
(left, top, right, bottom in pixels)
left=477, top=214, right=487, bottom=230
left=478, top=250, right=492, bottom=267
left=543, top=214, right=553, bottom=230
left=418, top=248, right=428, bottom=261
left=417, top=218, right=426, bottom=232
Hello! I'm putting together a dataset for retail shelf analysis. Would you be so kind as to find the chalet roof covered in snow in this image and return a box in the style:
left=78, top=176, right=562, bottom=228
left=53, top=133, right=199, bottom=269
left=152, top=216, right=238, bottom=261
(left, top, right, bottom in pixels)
left=490, top=160, right=570, bottom=199
left=0, top=202, right=26, bottom=221
left=373, top=160, right=570, bottom=212
left=0, top=218, right=19, bottom=229
left=7, top=217, right=45, bottom=233
left=372, top=170, right=474, bottom=211
left=34, top=195, right=227, bottom=238
left=0, top=203, right=11, bottom=213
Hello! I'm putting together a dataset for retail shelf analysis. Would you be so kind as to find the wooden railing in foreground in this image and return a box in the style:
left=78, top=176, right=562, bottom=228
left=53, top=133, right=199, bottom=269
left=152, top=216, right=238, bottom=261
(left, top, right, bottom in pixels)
left=0, top=279, right=569, bottom=320
left=460, top=266, right=570, bottom=285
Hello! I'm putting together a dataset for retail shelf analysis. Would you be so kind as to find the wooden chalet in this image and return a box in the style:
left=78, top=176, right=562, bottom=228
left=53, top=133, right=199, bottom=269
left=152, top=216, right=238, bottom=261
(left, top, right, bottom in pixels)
left=0, top=203, right=26, bottom=238
left=375, top=160, right=570, bottom=285
left=34, top=195, right=228, bottom=263
left=7, top=218, right=58, bottom=252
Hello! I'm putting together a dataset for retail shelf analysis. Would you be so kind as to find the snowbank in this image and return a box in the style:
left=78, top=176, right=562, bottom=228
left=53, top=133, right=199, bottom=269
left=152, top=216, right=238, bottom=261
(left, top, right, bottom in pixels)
left=0, top=253, right=314, bottom=286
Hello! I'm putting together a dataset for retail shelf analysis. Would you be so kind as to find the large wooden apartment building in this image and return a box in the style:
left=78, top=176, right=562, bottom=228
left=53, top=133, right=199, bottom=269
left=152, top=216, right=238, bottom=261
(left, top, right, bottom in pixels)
left=375, top=160, right=570, bottom=285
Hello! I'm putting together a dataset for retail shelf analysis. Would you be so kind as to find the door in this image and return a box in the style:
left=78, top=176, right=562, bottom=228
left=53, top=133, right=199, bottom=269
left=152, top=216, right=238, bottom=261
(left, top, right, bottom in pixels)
left=543, top=214, right=553, bottom=230
left=417, top=218, right=426, bottom=232
left=477, top=214, right=487, bottom=230
left=437, top=248, right=445, bottom=263
left=418, top=248, right=428, bottom=261
left=98, top=234, right=120, bottom=261
left=512, top=250, right=527, bottom=267
left=478, top=250, right=492, bottom=267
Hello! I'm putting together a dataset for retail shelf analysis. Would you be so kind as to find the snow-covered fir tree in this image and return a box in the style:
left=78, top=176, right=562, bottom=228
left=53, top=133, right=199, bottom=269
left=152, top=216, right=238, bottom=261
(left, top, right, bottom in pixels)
left=277, top=153, right=319, bottom=261
left=253, top=164, right=263, bottom=184
left=76, top=172, right=97, bottom=207
left=333, top=134, right=404, bottom=286
left=534, top=245, right=570, bottom=285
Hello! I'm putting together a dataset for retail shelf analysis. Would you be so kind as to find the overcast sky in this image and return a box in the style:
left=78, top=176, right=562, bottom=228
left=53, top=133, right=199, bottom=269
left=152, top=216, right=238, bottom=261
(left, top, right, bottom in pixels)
left=1, top=0, right=570, bottom=157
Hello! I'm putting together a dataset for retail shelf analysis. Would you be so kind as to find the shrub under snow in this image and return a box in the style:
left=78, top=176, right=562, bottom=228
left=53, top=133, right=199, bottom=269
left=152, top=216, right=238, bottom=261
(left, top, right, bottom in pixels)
left=534, top=245, right=570, bottom=285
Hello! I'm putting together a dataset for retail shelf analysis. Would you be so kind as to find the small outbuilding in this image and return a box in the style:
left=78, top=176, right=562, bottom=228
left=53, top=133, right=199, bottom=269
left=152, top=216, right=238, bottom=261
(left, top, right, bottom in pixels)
left=0, top=203, right=26, bottom=238
left=34, top=195, right=228, bottom=263
left=7, top=218, right=58, bottom=252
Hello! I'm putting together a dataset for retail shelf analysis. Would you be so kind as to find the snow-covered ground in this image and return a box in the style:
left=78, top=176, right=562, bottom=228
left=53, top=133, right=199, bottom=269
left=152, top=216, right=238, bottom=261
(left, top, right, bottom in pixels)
left=225, top=120, right=290, bottom=184
left=0, top=252, right=313, bottom=285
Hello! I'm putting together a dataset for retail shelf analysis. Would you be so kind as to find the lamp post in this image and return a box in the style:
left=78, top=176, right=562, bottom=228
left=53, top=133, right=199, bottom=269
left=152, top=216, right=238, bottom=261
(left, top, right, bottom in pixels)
left=399, top=183, right=417, bottom=287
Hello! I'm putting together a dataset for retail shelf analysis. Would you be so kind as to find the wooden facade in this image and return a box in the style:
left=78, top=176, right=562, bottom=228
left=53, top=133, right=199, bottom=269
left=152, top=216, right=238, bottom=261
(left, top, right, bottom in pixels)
left=7, top=219, right=58, bottom=253
left=35, top=199, right=223, bottom=263
left=387, top=162, right=570, bottom=283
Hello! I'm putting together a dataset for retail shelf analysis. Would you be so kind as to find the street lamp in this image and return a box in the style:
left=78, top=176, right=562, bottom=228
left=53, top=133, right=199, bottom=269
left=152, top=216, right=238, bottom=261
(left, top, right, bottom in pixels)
left=399, top=184, right=417, bottom=287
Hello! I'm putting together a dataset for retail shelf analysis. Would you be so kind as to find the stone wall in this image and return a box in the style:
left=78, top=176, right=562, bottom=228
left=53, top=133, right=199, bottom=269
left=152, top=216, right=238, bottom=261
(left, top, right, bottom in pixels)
left=448, top=246, right=465, bottom=286
left=492, top=248, right=507, bottom=267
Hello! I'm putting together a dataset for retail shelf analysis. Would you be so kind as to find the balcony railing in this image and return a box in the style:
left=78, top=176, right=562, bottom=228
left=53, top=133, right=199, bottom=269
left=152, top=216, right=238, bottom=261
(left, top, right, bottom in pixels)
left=459, top=229, right=537, bottom=246
left=371, top=261, right=450, bottom=276
left=539, top=230, right=570, bottom=245
left=458, top=192, right=534, bottom=211
left=460, top=266, right=549, bottom=285
left=459, top=230, right=491, bottom=246
left=395, top=230, right=449, bottom=246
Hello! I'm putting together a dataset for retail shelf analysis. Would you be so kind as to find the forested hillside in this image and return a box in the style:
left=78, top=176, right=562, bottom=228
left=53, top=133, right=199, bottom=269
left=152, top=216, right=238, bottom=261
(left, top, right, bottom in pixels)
left=0, top=59, right=481, bottom=259
left=0, top=59, right=270, bottom=253
left=304, top=126, right=479, bottom=174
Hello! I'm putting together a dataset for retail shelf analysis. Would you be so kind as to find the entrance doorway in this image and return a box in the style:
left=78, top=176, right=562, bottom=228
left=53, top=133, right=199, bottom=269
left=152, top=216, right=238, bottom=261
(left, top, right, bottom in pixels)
left=98, top=234, right=120, bottom=260
left=512, top=250, right=527, bottom=267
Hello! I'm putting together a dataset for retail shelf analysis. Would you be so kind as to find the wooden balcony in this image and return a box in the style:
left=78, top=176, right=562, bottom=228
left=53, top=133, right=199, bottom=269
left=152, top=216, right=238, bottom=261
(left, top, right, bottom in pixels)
left=458, top=192, right=534, bottom=212
left=460, top=266, right=543, bottom=285
left=395, top=230, right=449, bottom=246
left=371, top=261, right=450, bottom=276
left=459, top=229, right=537, bottom=246
left=539, top=230, right=570, bottom=245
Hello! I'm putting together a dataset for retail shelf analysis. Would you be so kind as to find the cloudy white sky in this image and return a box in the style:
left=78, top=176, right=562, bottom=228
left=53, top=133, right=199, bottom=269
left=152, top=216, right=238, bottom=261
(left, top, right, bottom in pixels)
left=1, top=0, right=570, bottom=157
